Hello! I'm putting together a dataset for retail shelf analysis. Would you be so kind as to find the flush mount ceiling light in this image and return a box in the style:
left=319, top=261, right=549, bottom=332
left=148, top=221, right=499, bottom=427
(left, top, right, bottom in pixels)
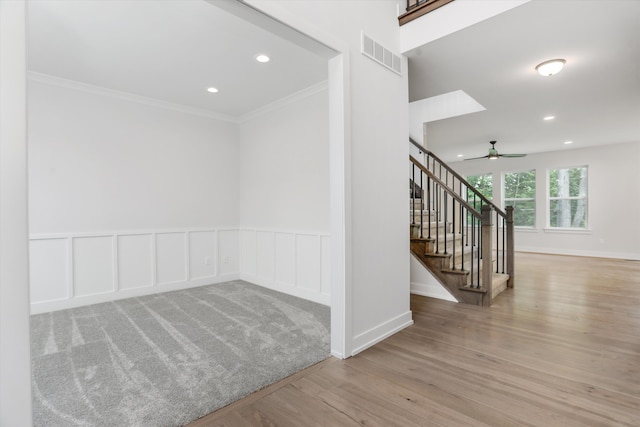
left=536, top=59, right=566, bottom=76
left=564, top=140, right=574, bottom=145
left=255, top=54, right=270, bottom=63
left=207, top=87, right=219, bottom=93
left=543, top=115, right=555, bottom=121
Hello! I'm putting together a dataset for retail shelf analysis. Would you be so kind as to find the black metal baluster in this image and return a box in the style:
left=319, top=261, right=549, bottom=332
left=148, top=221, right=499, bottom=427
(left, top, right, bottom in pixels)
left=411, top=164, right=416, bottom=227
left=420, top=170, right=424, bottom=239
left=461, top=204, right=465, bottom=273
left=470, top=217, right=475, bottom=288
left=465, top=185, right=470, bottom=247
left=502, top=218, right=507, bottom=274
left=435, top=184, right=442, bottom=253
left=476, top=217, right=482, bottom=288
left=444, top=192, right=448, bottom=255
left=435, top=184, right=440, bottom=253
left=452, top=198, right=456, bottom=269
left=427, top=175, right=432, bottom=239
left=495, top=211, right=499, bottom=273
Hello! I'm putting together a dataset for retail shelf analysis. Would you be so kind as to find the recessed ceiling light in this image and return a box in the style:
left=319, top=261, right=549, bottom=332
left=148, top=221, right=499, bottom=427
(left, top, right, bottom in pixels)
left=536, top=59, right=566, bottom=77
left=255, top=54, right=270, bottom=63
left=543, top=115, right=555, bottom=121
left=564, top=140, right=573, bottom=145
left=207, top=87, right=219, bottom=93
left=457, top=154, right=463, bottom=158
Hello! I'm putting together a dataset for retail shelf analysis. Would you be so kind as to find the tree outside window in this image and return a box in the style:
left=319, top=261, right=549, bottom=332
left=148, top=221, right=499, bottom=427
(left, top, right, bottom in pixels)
left=504, top=170, right=536, bottom=227
left=466, top=173, right=492, bottom=206
left=465, top=174, right=492, bottom=225
left=548, top=166, right=588, bottom=228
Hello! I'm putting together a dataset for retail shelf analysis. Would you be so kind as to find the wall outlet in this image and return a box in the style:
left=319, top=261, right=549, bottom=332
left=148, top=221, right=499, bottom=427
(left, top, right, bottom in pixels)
left=204, top=256, right=211, bottom=265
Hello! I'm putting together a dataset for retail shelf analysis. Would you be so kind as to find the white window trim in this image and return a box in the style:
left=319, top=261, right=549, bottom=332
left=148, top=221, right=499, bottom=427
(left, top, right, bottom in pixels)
left=543, top=227, right=592, bottom=235
left=546, top=166, right=589, bottom=230
left=503, top=169, right=536, bottom=228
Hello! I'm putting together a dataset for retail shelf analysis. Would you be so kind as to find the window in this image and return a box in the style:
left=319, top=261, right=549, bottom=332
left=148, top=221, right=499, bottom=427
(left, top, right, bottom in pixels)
left=465, top=173, right=492, bottom=222
left=548, top=166, right=588, bottom=229
left=504, top=170, right=536, bottom=227
left=466, top=173, right=492, bottom=204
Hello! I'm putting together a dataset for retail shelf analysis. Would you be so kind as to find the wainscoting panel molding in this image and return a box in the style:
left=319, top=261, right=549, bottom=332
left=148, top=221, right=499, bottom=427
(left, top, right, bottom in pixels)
left=274, top=233, right=296, bottom=286
left=320, top=236, right=331, bottom=296
left=240, top=228, right=330, bottom=306
left=256, top=231, right=276, bottom=281
left=30, top=227, right=330, bottom=313
left=218, top=229, right=240, bottom=275
left=156, top=232, right=188, bottom=285
left=73, top=236, right=115, bottom=298
left=296, top=234, right=322, bottom=294
left=240, top=230, right=257, bottom=276
left=29, top=238, right=70, bottom=303
left=29, top=228, right=241, bottom=314
left=117, top=234, right=154, bottom=291
left=189, top=231, right=217, bottom=280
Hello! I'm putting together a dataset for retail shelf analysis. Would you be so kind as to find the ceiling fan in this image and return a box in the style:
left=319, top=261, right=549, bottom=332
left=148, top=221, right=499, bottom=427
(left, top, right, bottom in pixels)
left=465, top=141, right=526, bottom=160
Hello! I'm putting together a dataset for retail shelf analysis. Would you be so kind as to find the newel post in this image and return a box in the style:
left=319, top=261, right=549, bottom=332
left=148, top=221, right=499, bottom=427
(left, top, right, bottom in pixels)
left=506, top=206, right=515, bottom=288
left=481, top=205, right=493, bottom=306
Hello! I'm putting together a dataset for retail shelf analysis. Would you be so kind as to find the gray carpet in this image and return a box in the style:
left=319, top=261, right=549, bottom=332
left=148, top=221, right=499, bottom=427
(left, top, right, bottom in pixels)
left=31, top=280, right=331, bottom=426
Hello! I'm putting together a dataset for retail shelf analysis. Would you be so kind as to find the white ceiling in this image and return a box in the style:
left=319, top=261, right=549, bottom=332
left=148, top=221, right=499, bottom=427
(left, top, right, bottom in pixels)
left=27, top=0, right=329, bottom=119
left=27, top=0, right=640, bottom=158
left=407, top=0, right=640, bottom=162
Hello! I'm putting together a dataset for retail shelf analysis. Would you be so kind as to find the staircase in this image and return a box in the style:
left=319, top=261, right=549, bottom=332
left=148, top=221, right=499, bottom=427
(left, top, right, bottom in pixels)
left=409, top=139, right=513, bottom=306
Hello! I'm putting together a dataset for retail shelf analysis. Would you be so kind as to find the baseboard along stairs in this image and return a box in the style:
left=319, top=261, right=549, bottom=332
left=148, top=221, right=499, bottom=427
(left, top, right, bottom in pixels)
left=409, top=139, right=514, bottom=306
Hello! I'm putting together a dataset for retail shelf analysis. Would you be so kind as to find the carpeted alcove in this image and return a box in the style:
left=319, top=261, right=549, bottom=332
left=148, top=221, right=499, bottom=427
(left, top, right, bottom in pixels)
left=31, top=280, right=330, bottom=426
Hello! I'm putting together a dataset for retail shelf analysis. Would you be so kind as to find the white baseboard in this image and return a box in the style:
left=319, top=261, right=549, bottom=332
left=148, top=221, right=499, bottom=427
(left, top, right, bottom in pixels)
left=240, top=273, right=330, bottom=306
left=330, top=350, right=346, bottom=360
left=410, top=282, right=457, bottom=302
left=351, top=310, right=413, bottom=356
left=30, top=273, right=241, bottom=315
left=516, top=247, right=640, bottom=261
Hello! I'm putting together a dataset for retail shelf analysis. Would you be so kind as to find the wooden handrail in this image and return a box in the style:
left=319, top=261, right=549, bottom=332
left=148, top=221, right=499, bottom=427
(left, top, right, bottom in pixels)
left=409, top=138, right=507, bottom=219
left=409, top=137, right=427, bottom=152
left=399, top=0, right=455, bottom=26
left=410, top=139, right=516, bottom=297
left=410, top=155, right=482, bottom=220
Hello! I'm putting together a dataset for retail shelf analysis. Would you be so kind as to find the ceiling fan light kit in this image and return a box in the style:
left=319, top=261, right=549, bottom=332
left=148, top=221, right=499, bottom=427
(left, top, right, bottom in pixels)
left=466, top=141, right=527, bottom=161
left=536, top=58, right=566, bottom=76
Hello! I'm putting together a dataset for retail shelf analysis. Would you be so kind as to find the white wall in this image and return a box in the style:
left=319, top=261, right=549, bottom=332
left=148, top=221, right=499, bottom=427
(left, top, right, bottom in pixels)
left=238, top=84, right=329, bottom=231
left=238, top=84, right=331, bottom=304
left=0, top=0, right=32, bottom=424
left=410, top=255, right=457, bottom=302
left=28, top=77, right=239, bottom=233
left=450, top=141, right=640, bottom=260
left=246, top=0, right=413, bottom=356
left=28, top=74, right=335, bottom=312
left=28, top=77, right=244, bottom=312
left=399, top=0, right=530, bottom=53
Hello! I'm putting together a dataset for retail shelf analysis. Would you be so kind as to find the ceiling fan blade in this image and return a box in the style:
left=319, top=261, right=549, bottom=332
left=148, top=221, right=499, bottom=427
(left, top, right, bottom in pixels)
left=464, top=155, right=490, bottom=160
left=499, top=153, right=527, bottom=158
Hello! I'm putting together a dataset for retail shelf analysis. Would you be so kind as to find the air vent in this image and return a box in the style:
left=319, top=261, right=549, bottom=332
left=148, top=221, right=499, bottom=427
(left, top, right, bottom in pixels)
left=361, top=33, right=402, bottom=76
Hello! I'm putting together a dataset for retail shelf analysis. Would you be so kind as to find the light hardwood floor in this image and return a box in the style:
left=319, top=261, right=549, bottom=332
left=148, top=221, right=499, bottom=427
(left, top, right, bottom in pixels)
left=189, top=252, right=640, bottom=426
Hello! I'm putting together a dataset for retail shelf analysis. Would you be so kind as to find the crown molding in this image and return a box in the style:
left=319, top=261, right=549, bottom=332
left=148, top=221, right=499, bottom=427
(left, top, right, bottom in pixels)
left=238, top=80, right=329, bottom=123
left=27, top=71, right=239, bottom=123
left=28, top=72, right=328, bottom=125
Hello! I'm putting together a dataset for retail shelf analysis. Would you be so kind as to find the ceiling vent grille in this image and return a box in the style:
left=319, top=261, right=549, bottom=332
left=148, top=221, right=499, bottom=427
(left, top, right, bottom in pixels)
left=361, top=32, right=402, bottom=76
